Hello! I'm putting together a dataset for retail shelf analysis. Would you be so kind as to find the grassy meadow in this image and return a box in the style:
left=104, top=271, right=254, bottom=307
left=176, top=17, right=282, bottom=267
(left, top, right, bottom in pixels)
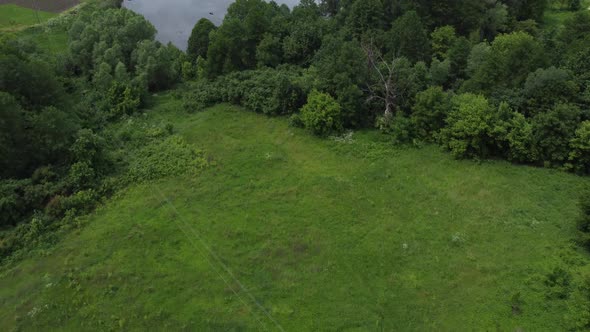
left=1, top=94, right=589, bottom=331
left=0, top=0, right=79, bottom=13
left=1, top=2, right=590, bottom=331
left=0, top=4, right=56, bottom=30
left=15, top=26, right=68, bottom=54
left=0, top=4, right=70, bottom=54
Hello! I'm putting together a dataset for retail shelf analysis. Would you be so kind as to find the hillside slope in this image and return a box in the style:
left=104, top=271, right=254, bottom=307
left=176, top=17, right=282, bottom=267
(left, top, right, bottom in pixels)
left=0, top=0, right=79, bottom=13
left=0, top=4, right=56, bottom=30
left=1, top=96, right=588, bottom=331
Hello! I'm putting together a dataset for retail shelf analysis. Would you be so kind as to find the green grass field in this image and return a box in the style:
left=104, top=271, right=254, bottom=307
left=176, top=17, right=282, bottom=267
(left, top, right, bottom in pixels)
left=15, top=26, right=68, bottom=54
left=0, top=4, right=56, bottom=30
left=0, top=4, right=69, bottom=54
left=1, top=94, right=589, bottom=331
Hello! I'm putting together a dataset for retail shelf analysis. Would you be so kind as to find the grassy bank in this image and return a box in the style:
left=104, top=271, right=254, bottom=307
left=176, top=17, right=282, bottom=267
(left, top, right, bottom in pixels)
left=0, top=4, right=56, bottom=30
left=1, top=94, right=588, bottom=331
left=0, top=3, right=74, bottom=54
left=0, top=0, right=79, bottom=13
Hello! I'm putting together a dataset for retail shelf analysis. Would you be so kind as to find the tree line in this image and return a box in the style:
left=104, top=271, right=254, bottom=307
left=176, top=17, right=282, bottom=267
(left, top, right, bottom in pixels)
left=182, top=0, right=589, bottom=175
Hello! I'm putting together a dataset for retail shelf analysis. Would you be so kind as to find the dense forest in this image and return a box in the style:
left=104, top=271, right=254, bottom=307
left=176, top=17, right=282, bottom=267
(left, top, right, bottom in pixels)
left=183, top=0, right=590, bottom=170
left=1, top=0, right=590, bottom=329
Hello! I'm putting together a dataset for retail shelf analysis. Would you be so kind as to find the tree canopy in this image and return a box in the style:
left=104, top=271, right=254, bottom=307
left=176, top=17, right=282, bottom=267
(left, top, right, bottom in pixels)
left=187, top=18, right=216, bottom=61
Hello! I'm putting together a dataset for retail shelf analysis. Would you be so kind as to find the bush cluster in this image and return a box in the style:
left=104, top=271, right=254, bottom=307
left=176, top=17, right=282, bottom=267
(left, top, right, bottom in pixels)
left=300, top=90, right=344, bottom=136
left=127, top=135, right=207, bottom=183
left=578, top=191, right=590, bottom=249
left=183, top=68, right=307, bottom=115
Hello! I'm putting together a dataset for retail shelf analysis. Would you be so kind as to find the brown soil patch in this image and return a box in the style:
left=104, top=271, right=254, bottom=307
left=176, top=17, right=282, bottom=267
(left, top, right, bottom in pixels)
left=0, top=0, right=80, bottom=13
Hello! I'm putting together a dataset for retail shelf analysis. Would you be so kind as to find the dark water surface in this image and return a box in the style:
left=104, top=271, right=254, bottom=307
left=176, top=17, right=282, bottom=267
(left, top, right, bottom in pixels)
left=123, top=0, right=300, bottom=50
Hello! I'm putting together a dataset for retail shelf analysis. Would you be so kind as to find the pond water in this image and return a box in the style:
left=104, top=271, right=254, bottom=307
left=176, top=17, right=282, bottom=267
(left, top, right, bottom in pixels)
left=122, top=0, right=301, bottom=50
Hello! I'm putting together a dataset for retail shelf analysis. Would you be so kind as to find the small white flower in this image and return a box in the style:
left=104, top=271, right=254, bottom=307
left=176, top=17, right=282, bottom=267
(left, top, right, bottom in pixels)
left=330, top=131, right=355, bottom=144
left=402, top=243, right=408, bottom=250
left=451, top=232, right=466, bottom=245
left=27, top=307, right=40, bottom=318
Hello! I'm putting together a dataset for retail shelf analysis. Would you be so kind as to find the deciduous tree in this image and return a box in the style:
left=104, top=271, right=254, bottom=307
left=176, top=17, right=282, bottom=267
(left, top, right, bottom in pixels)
left=187, top=18, right=216, bottom=61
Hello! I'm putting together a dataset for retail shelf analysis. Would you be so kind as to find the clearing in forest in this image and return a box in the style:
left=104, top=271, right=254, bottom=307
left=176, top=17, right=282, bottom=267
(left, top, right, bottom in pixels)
left=1, top=96, right=588, bottom=331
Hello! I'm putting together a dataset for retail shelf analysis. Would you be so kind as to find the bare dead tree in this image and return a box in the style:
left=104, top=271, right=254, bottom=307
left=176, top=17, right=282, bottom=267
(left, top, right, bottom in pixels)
left=361, top=40, right=399, bottom=119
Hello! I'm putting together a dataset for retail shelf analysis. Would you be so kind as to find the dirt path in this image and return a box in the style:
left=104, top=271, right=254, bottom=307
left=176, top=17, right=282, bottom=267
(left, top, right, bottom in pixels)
left=0, top=0, right=79, bottom=13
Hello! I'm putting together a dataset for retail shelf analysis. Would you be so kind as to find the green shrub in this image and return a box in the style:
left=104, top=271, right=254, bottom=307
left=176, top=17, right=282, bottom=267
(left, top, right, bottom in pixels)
left=545, top=267, right=573, bottom=299
left=510, top=292, right=524, bottom=316
left=411, top=86, right=452, bottom=140
left=523, top=67, right=579, bottom=114
left=127, top=135, right=207, bottom=182
left=182, top=81, right=222, bottom=113
left=98, top=176, right=124, bottom=197
left=114, top=121, right=175, bottom=152
left=568, top=121, right=590, bottom=175
left=377, top=114, right=417, bottom=145
left=61, top=190, right=98, bottom=216
left=165, top=123, right=174, bottom=135
left=132, top=41, right=181, bottom=92
left=288, top=113, right=304, bottom=128
left=69, top=129, right=108, bottom=172
left=22, top=183, right=53, bottom=212
left=0, top=211, right=58, bottom=259
left=569, top=0, right=582, bottom=11
left=68, top=162, right=96, bottom=191
left=1, top=178, right=63, bottom=227
left=429, top=59, right=451, bottom=87
left=198, top=69, right=307, bottom=115
left=19, top=213, right=53, bottom=246
left=31, top=166, right=57, bottom=185
left=181, top=61, right=196, bottom=81
left=565, top=278, right=590, bottom=330
left=505, top=112, right=537, bottom=163
left=240, top=69, right=306, bottom=115
left=532, top=103, right=582, bottom=166
left=45, top=195, right=66, bottom=219
left=0, top=92, right=26, bottom=178
left=106, top=82, right=140, bottom=119
left=243, top=85, right=277, bottom=114
left=464, top=32, right=545, bottom=94
left=431, top=25, right=457, bottom=60
left=216, top=71, right=251, bottom=105
left=145, top=126, right=169, bottom=139
left=335, top=84, right=366, bottom=128
left=29, top=106, right=80, bottom=164
left=0, top=179, right=27, bottom=226
left=438, top=93, right=497, bottom=159
left=300, top=90, right=343, bottom=136
left=577, top=190, right=590, bottom=250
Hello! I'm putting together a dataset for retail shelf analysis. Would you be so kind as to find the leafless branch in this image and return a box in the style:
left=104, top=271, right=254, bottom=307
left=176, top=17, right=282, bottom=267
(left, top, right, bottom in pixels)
left=362, top=39, right=398, bottom=118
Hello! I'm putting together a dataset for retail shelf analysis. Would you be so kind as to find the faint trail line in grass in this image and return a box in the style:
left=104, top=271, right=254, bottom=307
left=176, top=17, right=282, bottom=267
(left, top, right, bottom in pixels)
left=152, top=186, right=286, bottom=332
left=102, top=117, right=283, bottom=331
left=42, top=111, right=283, bottom=330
